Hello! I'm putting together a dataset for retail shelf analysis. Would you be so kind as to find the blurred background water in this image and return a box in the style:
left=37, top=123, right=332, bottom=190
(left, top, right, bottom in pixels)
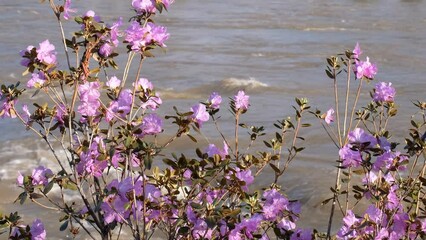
left=1, top=0, right=426, bottom=238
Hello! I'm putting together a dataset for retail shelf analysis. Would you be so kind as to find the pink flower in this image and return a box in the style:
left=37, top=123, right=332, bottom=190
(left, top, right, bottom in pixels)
left=353, top=42, right=362, bottom=60
left=190, top=103, right=209, bottom=127
left=373, top=82, right=396, bottom=103
left=106, top=76, right=121, bottom=90
left=325, top=108, right=334, bottom=124
left=125, top=21, right=169, bottom=52
left=206, top=141, right=228, bottom=159
left=235, top=168, right=254, bottom=191
left=30, top=219, right=47, bottom=240
left=339, top=145, right=362, bottom=168
left=137, top=113, right=163, bottom=137
left=27, top=72, right=46, bottom=88
left=78, top=82, right=101, bottom=117
left=234, top=90, right=249, bottom=111
left=348, top=128, right=377, bottom=147
left=208, top=92, right=222, bottom=109
left=0, top=97, right=17, bottom=119
left=84, top=10, right=101, bottom=22
left=63, top=0, right=77, bottom=20
left=132, top=0, right=156, bottom=14
left=31, top=166, right=53, bottom=186
left=36, top=40, right=57, bottom=65
left=356, top=57, right=377, bottom=79
left=20, top=45, right=35, bottom=67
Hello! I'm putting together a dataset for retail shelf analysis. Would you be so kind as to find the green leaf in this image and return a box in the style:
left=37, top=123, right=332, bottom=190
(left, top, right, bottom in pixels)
left=269, top=163, right=280, bottom=174
left=59, top=220, right=69, bottom=231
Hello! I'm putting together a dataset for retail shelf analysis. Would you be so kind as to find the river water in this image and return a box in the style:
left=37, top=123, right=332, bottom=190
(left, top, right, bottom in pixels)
left=1, top=0, right=426, bottom=238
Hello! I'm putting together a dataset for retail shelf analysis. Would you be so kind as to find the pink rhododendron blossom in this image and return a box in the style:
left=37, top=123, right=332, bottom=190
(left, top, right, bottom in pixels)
left=208, top=92, right=222, bottom=109
left=100, top=18, right=122, bottom=57
left=31, top=166, right=53, bottom=186
left=353, top=42, right=362, bottom=61
left=0, top=97, right=17, bottom=119
left=16, top=172, right=24, bottom=186
left=54, top=104, right=67, bottom=126
left=262, top=189, right=289, bottom=221
left=30, top=219, right=47, bottom=240
left=27, top=72, right=46, bottom=88
left=235, top=168, right=254, bottom=191
left=125, top=21, right=169, bottom=52
left=132, top=0, right=156, bottom=14
left=106, top=76, right=121, bottom=89
left=206, top=141, right=228, bottom=159
left=20, top=45, right=34, bottom=67
left=36, top=40, right=57, bottom=65
left=78, top=81, right=101, bottom=117
left=290, top=228, right=312, bottom=240
left=234, top=90, right=249, bottom=110
left=373, top=151, right=408, bottom=171
left=22, top=104, right=31, bottom=124
left=137, top=113, right=163, bottom=137
left=191, top=103, right=209, bottom=127
left=348, top=128, right=377, bottom=148
left=339, top=145, right=362, bottom=168
left=278, top=218, right=296, bottom=231
left=325, top=108, right=334, bottom=124
left=356, top=57, right=377, bottom=79
left=373, top=82, right=396, bottom=103
left=63, top=0, right=76, bottom=20
left=84, top=10, right=101, bottom=22
left=76, top=137, right=108, bottom=177
left=365, top=205, right=386, bottom=225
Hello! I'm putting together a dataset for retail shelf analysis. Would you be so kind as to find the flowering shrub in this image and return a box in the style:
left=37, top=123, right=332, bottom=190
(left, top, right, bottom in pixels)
left=0, top=1, right=425, bottom=240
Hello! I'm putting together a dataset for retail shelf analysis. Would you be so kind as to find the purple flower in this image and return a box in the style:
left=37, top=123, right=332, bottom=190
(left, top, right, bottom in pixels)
left=373, top=151, right=408, bottom=171
left=132, top=0, right=156, bottom=14
left=356, top=57, right=377, bottom=79
left=148, top=22, right=169, bottom=47
left=206, top=141, right=228, bottom=159
left=20, top=45, right=35, bottom=67
left=100, top=18, right=123, bottom=57
left=325, top=108, right=334, bottom=124
left=373, top=82, right=396, bottom=103
left=192, top=219, right=213, bottom=240
left=191, top=103, right=209, bottom=127
left=348, top=128, right=377, bottom=148
left=365, top=205, right=386, bottom=225
left=27, top=72, right=46, bottom=88
left=262, top=189, right=289, bottom=221
left=125, top=21, right=169, bottom=52
left=291, top=229, right=312, bottom=240
left=31, top=166, right=53, bottom=186
left=63, top=0, right=77, bottom=20
left=30, top=219, right=46, bottom=240
left=278, top=218, right=296, bottom=232
left=234, top=90, right=249, bottom=111
left=339, top=145, right=362, bottom=168
left=84, top=10, right=101, bottom=22
left=235, top=168, right=254, bottom=191
left=353, top=42, right=362, bottom=60
left=208, top=92, right=222, bottom=109
left=76, top=137, right=108, bottom=177
left=36, top=40, right=57, bottom=65
left=106, top=76, right=121, bottom=90
left=16, top=172, right=24, bottom=186
left=138, top=113, right=163, bottom=137
left=0, top=97, right=17, bottom=119
left=78, top=82, right=101, bottom=117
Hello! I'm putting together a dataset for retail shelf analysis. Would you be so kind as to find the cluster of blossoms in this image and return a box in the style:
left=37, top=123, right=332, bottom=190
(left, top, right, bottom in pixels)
left=78, top=81, right=101, bottom=117
left=337, top=206, right=426, bottom=239
left=17, top=166, right=53, bottom=187
left=125, top=21, right=169, bottom=52
left=100, top=176, right=162, bottom=225
left=353, top=43, right=377, bottom=79
left=132, top=0, right=174, bottom=14
left=373, top=82, right=396, bottom=103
